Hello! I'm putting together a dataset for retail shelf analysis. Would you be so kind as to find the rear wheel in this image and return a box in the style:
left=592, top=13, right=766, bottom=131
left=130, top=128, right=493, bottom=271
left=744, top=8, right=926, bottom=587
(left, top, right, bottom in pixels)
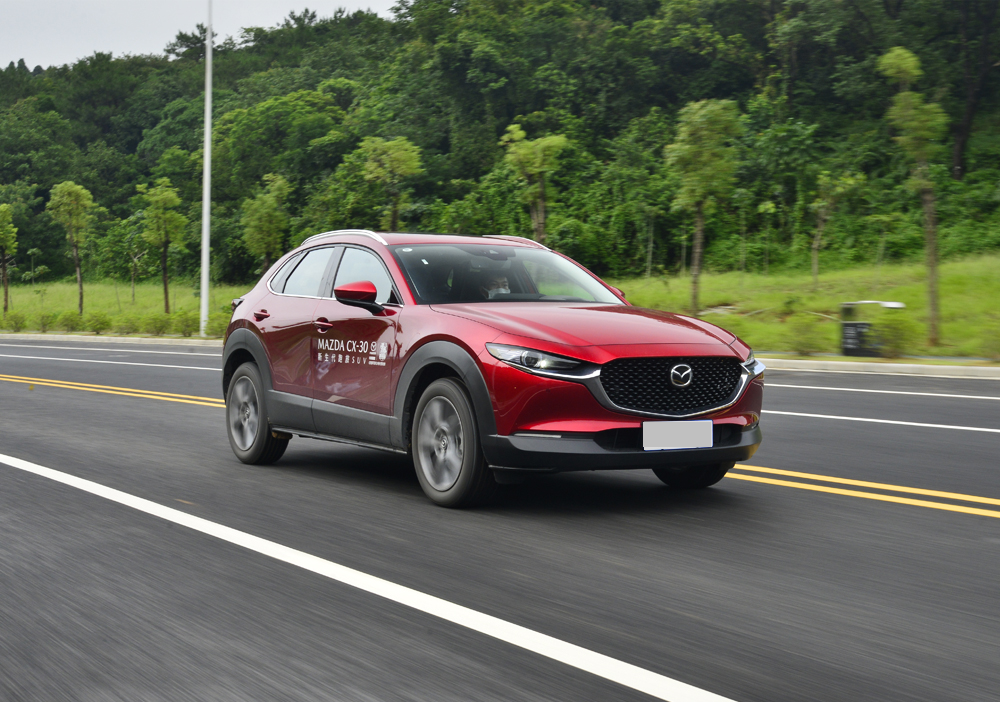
left=226, top=362, right=288, bottom=465
left=412, top=378, right=497, bottom=507
left=653, top=462, right=733, bottom=489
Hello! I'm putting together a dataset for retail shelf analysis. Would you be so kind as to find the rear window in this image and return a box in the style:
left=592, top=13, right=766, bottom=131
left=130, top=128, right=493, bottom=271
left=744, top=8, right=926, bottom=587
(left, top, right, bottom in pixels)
left=269, top=252, right=304, bottom=293
left=281, top=247, right=335, bottom=297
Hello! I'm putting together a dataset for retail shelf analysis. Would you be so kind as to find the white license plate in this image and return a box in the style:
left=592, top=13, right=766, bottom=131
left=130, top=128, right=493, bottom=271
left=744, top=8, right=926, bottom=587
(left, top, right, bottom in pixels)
left=642, top=420, right=713, bottom=451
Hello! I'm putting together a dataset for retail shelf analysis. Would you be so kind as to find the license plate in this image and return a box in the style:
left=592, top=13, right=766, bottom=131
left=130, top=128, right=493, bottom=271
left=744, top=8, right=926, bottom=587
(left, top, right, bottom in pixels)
left=642, top=420, right=713, bottom=451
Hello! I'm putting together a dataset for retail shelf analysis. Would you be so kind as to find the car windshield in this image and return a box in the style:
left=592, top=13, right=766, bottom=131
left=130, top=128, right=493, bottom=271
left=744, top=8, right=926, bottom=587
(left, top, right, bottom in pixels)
left=390, top=243, right=622, bottom=305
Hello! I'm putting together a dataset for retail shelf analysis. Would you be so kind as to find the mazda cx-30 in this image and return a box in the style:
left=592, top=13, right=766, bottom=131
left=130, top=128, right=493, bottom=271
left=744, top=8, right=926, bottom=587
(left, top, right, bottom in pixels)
left=222, top=229, right=764, bottom=507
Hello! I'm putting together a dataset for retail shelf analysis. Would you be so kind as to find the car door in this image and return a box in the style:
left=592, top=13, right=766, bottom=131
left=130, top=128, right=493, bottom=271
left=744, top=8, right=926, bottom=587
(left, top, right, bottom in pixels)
left=312, top=246, right=400, bottom=439
left=257, top=246, right=338, bottom=414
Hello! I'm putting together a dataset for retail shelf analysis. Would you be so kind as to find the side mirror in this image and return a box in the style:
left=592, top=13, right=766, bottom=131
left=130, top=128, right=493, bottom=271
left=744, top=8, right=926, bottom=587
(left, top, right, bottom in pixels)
left=610, top=286, right=626, bottom=300
left=334, top=280, right=384, bottom=314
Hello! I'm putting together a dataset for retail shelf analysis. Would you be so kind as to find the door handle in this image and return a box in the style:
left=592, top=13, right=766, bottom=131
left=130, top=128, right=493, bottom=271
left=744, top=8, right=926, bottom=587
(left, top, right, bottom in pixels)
left=315, top=317, right=334, bottom=331
left=253, top=309, right=270, bottom=321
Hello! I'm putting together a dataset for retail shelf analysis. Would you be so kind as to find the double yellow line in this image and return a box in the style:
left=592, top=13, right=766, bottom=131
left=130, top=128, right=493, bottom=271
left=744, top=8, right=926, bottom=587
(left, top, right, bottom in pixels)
left=3, top=372, right=999, bottom=520
left=0, top=373, right=225, bottom=408
left=729, top=465, right=1000, bottom=519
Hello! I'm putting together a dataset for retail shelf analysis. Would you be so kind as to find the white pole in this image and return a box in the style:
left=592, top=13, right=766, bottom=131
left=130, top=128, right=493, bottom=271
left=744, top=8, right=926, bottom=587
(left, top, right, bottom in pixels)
left=199, top=0, right=213, bottom=336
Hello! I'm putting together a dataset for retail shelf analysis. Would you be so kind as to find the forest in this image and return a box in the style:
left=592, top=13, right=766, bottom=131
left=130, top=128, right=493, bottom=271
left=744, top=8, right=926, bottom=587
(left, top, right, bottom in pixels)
left=0, top=0, right=998, bottom=307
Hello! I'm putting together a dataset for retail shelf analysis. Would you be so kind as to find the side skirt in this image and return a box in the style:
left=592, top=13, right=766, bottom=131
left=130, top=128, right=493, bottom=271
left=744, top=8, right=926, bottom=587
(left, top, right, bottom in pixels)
left=271, top=426, right=407, bottom=456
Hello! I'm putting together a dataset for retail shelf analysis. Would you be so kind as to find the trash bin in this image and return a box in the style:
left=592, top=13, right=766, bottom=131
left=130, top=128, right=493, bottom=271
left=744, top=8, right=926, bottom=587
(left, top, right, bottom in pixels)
left=840, top=301, right=906, bottom=357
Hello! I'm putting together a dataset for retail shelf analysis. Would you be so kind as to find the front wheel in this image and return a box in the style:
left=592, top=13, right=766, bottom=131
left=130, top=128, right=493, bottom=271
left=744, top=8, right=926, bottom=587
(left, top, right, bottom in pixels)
left=653, top=462, right=733, bottom=489
left=412, top=378, right=497, bottom=507
left=226, top=362, right=288, bottom=465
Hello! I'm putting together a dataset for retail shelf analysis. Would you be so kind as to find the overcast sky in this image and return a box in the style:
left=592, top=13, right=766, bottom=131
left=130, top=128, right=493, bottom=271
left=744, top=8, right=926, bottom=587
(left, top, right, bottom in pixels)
left=3, top=0, right=396, bottom=70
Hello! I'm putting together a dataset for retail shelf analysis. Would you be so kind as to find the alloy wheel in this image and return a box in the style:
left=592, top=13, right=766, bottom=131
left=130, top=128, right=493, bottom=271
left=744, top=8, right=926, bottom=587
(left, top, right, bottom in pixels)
left=229, top=376, right=260, bottom=451
left=416, top=396, right=465, bottom=491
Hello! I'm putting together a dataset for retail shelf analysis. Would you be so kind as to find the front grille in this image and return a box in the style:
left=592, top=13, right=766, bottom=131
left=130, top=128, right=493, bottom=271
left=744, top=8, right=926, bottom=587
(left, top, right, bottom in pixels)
left=599, top=356, right=744, bottom=416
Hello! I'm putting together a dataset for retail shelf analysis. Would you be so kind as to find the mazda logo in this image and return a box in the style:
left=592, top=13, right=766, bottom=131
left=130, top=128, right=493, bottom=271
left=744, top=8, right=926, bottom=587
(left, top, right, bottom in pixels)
left=670, top=364, right=693, bottom=388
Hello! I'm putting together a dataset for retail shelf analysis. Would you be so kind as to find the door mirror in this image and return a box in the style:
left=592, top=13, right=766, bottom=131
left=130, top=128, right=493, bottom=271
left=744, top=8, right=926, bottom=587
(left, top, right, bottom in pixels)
left=610, top=286, right=626, bottom=300
left=334, top=280, right=384, bottom=314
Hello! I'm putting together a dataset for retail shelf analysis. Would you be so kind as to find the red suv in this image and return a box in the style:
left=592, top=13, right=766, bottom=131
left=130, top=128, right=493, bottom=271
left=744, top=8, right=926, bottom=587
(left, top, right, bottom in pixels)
left=223, top=230, right=764, bottom=507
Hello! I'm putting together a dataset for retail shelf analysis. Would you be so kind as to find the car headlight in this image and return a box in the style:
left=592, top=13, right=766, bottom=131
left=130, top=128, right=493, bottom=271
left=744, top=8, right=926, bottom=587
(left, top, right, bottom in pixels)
left=486, top=343, right=582, bottom=373
left=741, top=348, right=764, bottom=378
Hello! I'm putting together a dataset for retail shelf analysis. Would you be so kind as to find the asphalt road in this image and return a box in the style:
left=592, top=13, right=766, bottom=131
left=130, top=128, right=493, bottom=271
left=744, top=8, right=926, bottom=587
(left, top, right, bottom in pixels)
left=1, top=339, right=998, bottom=701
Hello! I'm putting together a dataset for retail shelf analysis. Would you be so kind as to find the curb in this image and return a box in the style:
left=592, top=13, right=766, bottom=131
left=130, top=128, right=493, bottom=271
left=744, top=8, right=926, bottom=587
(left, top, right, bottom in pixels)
left=760, top=357, right=1000, bottom=379
left=0, top=333, right=224, bottom=348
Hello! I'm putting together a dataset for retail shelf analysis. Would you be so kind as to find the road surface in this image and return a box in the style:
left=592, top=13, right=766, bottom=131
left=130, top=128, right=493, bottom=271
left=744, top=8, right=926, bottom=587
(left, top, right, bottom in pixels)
left=1, top=339, right=997, bottom=701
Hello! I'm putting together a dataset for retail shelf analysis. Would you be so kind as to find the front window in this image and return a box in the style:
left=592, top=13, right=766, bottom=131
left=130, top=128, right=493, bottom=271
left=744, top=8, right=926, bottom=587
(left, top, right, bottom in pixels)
left=334, top=247, right=396, bottom=304
left=390, top=244, right=621, bottom=305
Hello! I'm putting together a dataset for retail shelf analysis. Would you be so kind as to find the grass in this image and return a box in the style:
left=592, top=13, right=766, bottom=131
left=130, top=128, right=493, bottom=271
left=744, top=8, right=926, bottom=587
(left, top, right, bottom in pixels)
left=0, top=280, right=252, bottom=337
left=609, top=255, right=1000, bottom=360
left=2, top=256, right=999, bottom=359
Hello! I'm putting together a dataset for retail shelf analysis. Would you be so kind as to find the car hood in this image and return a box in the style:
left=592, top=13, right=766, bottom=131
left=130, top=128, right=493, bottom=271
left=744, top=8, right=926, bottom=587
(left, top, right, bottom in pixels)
left=431, top=303, right=735, bottom=347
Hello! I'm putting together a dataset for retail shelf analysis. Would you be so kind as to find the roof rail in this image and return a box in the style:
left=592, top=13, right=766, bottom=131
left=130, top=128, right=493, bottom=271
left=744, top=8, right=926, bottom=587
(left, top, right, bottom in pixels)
left=483, top=234, right=548, bottom=250
left=300, top=229, right=388, bottom=246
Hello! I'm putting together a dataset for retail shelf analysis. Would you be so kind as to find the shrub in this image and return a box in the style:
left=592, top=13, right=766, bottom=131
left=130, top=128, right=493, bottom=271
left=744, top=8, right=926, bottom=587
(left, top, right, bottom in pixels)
left=84, top=311, right=112, bottom=335
left=786, top=313, right=827, bottom=356
left=3, top=310, right=27, bottom=332
left=143, top=313, right=170, bottom=336
left=172, top=309, right=199, bottom=337
left=58, top=311, right=81, bottom=332
left=114, top=315, right=140, bottom=335
left=206, top=313, right=230, bottom=337
left=876, top=310, right=920, bottom=358
left=37, top=312, right=55, bottom=333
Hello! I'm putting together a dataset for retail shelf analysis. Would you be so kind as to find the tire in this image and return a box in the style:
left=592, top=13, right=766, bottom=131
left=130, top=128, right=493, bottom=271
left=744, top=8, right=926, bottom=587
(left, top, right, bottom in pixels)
left=411, top=378, right=497, bottom=507
left=226, top=362, right=288, bottom=465
left=653, top=462, right=734, bottom=489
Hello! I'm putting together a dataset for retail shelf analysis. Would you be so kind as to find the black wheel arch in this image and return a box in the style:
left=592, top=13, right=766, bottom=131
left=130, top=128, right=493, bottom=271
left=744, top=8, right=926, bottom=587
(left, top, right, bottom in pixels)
left=391, top=341, right=497, bottom=453
left=223, top=327, right=273, bottom=397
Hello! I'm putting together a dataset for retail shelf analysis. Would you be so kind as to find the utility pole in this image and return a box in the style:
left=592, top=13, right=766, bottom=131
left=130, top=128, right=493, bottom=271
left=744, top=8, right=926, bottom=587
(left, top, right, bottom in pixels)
left=199, top=0, right=213, bottom=336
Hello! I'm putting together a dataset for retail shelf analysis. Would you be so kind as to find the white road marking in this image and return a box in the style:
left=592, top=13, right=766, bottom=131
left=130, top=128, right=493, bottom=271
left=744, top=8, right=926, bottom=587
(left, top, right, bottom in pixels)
left=763, top=410, right=1000, bottom=434
left=0, top=343, right=219, bottom=357
left=766, top=367, right=1000, bottom=381
left=0, top=453, right=735, bottom=702
left=768, top=384, right=1000, bottom=402
left=0, top=353, right=220, bottom=371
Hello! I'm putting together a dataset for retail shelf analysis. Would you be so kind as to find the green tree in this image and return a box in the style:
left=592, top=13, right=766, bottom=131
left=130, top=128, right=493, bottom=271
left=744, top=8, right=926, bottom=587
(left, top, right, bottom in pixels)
left=215, top=90, right=347, bottom=198
left=359, top=136, right=424, bottom=231
left=0, top=98, right=80, bottom=190
left=297, top=150, right=385, bottom=238
left=809, top=171, right=865, bottom=289
left=0, top=204, right=17, bottom=316
left=665, top=100, right=741, bottom=316
left=46, top=181, right=95, bottom=315
left=137, top=178, right=189, bottom=313
left=21, top=247, right=44, bottom=285
left=500, top=125, right=569, bottom=245
left=878, top=47, right=949, bottom=346
left=241, top=174, right=292, bottom=271
left=96, top=214, right=150, bottom=304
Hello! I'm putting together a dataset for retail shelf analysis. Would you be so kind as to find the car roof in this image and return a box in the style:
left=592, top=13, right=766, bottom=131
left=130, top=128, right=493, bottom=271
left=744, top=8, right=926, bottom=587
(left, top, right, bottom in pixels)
left=299, top=230, right=547, bottom=250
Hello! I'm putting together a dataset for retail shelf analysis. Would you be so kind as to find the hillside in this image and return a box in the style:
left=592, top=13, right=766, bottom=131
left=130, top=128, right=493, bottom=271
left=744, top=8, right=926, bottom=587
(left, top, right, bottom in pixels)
left=0, top=1, right=998, bottom=289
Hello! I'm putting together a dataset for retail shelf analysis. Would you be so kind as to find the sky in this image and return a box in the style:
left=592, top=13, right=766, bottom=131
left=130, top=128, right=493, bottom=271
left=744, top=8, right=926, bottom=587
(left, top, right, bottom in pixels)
left=2, top=0, right=396, bottom=69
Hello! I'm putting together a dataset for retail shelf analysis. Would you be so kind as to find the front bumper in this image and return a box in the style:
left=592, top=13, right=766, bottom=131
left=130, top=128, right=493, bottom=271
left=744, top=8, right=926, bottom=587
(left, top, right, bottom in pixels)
left=482, top=424, right=762, bottom=473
